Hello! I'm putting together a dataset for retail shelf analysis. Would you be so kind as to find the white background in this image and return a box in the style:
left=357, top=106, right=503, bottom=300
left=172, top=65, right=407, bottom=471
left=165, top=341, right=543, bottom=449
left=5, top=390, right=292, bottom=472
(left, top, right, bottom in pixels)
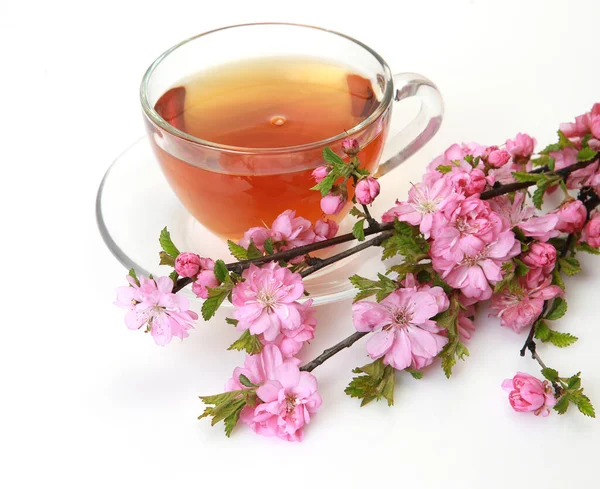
left=2, top=1, right=599, bottom=487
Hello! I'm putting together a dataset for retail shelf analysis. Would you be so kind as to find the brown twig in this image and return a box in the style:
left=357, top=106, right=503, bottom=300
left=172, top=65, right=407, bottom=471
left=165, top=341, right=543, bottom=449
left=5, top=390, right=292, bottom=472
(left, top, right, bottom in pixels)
left=300, top=332, right=368, bottom=372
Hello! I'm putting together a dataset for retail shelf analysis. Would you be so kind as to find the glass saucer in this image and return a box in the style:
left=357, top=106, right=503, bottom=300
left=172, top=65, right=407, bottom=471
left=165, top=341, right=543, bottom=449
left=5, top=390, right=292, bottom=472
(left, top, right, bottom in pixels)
left=96, top=137, right=385, bottom=306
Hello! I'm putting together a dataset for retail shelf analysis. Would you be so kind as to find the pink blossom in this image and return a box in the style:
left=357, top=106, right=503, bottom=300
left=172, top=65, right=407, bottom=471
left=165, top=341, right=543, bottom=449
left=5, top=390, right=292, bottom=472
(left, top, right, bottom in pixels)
left=502, top=372, right=557, bottom=417
left=488, top=161, right=526, bottom=185
left=115, top=275, right=197, bottom=346
left=591, top=114, right=600, bottom=139
left=239, top=227, right=271, bottom=252
left=174, top=252, right=202, bottom=278
left=271, top=210, right=316, bottom=248
left=232, top=262, right=304, bottom=341
left=243, top=362, right=322, bottom=442
left=355, top=177, right=380, bottom=205
left=448, top=168, right=487, bottom=196
left=518, top=214, right=560, bottom=242
left=433, top=230, right=521, bottom=300
left=225, top=344, right=289, bottom=392
left=506, top=133, right=536, bottom=163
left=552, top=148, right=597, bottom=189
left=191, top=258, right=219, bottom=299
left=382, top=178, right=457, bottom=238
left=582, top=210, right=600, bottom=247
left=342, top=137, right=360, bottom=155
left=311, top=166, right=329, bottom=183
left=431, top=196, right=504, bottom=262
left=560, top=114, right=590, bottom=138
left=490, top=277, right=563, bottom=333
left=458, top=301, right=477, bottom=340
left=265, top=300, right=317, bottom=357
left=487, top=149, right=511, bottom=168
left=320, top=193, right=346, bottom=215
left=555, top=200, right=587, bottom=233
left=352, top=287, right=449, bottom=370
left=313, top=218, right=339, bottom=242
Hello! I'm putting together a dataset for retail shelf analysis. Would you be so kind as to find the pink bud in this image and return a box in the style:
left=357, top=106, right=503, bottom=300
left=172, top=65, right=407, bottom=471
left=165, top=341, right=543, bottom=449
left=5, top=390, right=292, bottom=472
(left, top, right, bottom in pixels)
left=502, top=372, right=557, bottom=417
left=311, top=166, right=330, bottom=183
left=314, top=218, right=339, bottom=241
left=555, top=200, right=587, bottom=234
left=191, top=259, right=218, bottom=299
left=341, top=137, right=360, bottom=156
left=320, top=193, right=346, bottom=215
left=355, top=177, right=380, bottom=205
left=487, top=149, right=511, bottom=168
left=482, top=145, right=499, bottom=160
left=583, top=210, right=600, bottom=248
left=174, top=252, right=202, bottom=278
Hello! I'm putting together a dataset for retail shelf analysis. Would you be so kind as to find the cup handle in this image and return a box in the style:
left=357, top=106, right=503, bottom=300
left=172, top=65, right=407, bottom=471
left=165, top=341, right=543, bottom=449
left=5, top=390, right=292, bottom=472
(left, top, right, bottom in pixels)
left=374, top=73, right=443, bottom=177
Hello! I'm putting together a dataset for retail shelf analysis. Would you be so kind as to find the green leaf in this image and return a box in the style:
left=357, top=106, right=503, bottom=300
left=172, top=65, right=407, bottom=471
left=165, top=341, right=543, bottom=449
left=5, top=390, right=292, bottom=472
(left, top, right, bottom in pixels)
left=159, top=227, right=180, bottom=258
left=441, top=354, right=456, bottom=379
left=353, top=289, right=379, bottom=302
left=349, top=206, right=367, bottom=218
left=310, top=171, right=338, bottom=196
left=436, top=164, right=453, bottom=174
left=322, top=146, right=346, bottom=168
left=238, top=374, right=257, bottom=388
left=227, top=240, right=248, bottom=260
left=512, top=171, right=547, bottom=183
left=406, top=368, right=423, bottom=380
left=381, top=224, right=429, bottom=262
left=530, top=155, right=555, bottom=170
left=514, top=259, right=530, bottom=278
left=541, top=367, right=559, bottom=383
left=559, top=256, right=581, bottom=276
left=225, top=317, right=239, bottom=326
left=263, top=238, right=274, bottom=255
left=345, top=359, right=395, bottom=407
left=552, top=268, right=565, bottom=289
left=201, top=288, right=229, bottom=320
left=353, top=219, right=366, bottom=241
left=578, top=242, right=600, bottom=255
left=159, top=251, right=176, bottom=267
left=199, top=390, right=249, bottom=437
left=168, top=270, right=179, bottom=283
left=349, top=274, right=397, bottom=303
left=214, top=259, right=228, bottom=283
left=576, top=396, right=596, bottom=418
left=227, top=330, right=263, bottom=355
left=534, top=320, right=551, bottom=341
left=547, top=331, right=578, bottom=348
left=567, top=373, right=582, bottom=390
left=128, top=268, right=139, bottom=286
left=554, top=396, right=570, bottom=415
left=558, top=129, right=576, bottom=148
left=581, top=134, right=593, bottom=148
left=546, top=298, right=567, bottom=320
left=246, top=240, right=263, bottom=260
left=577, top=147, right=598, bottom=162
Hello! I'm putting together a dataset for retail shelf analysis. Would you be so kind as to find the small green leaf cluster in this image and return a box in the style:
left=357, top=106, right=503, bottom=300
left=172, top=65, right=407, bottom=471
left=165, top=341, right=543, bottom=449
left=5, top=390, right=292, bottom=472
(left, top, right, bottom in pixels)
left=541, top=369, right=595, bottom=418
left=199, top=384, right=259, bottom=437
left=345, top=358, right=395, bottom=406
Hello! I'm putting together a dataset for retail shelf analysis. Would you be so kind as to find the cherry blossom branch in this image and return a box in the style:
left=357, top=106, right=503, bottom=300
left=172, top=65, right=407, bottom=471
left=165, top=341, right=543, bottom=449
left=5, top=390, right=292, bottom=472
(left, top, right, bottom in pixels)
left=300, top=332, right=368, bottom=372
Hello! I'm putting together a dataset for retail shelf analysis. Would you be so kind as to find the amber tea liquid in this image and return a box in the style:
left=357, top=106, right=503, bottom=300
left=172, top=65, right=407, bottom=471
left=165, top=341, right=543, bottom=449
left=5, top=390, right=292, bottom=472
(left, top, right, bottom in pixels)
left=151, top=57, right=386, bottom=238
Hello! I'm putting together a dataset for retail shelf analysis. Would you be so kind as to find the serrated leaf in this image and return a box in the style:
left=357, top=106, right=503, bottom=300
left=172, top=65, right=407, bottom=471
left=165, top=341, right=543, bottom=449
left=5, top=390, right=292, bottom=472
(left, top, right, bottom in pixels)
left=436, top=164, right=453, bottom=174
left=552, top=268, right=565, bottom=289
left=554, top=396, right=570, bottom=414
left=353, top=219, right=366, bottom=241
left=530, top=155, right=555, bottom=170
left=159, top=227, right=180, bottom=258
left=322, top=146, right=346, bottom=167
left=159, top=251, right=176, bottom=267
left=263, top=238, right=274, bottom=255
left=349, top=274, right=378, bottom=290
left=199, top=390, right=241, bottom=407
left=578, top=242, right=600, bottom=255
left=345, top=359, right=395, bottom=407
left=534, top=320, right=551, bottom=341
left=532, top=183, right=547, bottom=209
left=227, top=240, right=248, bottom=260
left=310, top=171, right=338, bottom=196
left=406, top=368, right=423, bottom=380
left=559, top=256, right=581, bottom=276
left=547, top=331, right=578, bottom=348
left=349, top=206, right=367, bottom=218
left=227, top=330, right=263, bottom=355
left=576, top=397, right=596, bottom=418
left=214, top=259, right=228, bottom=283
left=353, top=288, right=378, bottom=302
left=540, top=142, right=562, bottom=155
left=577, top=147, right=597, bottom=162
left=128, top=268, right=139, bottom=286
left=541, top=367, right=559, bottom=382
left=567, top=373, right=582, bottom=390
left=441, top=354, right=456, bottom=379
left=512, top=171, right=547, bottom=183
left=201, top=289, right=229, bottom=321
left=558, top=129, right=576, bottom=148
left=546, top=298, right=567, bottom=320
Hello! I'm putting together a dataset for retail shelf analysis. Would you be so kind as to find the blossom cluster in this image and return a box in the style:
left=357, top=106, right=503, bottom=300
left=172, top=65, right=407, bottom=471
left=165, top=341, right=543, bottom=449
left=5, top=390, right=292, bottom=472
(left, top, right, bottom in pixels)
left=115, top=104, right=600, bottom=442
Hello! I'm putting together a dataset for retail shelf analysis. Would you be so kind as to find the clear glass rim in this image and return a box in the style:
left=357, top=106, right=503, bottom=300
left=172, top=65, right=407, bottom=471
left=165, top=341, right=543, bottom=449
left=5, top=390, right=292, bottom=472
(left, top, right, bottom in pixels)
left=140, top=22, right=394, bottom=154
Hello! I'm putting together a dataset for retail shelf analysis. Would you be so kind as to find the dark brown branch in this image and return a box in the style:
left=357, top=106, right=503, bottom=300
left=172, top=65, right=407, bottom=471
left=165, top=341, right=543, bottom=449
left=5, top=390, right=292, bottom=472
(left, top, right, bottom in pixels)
left=300, top=332, right=368, bottom=372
